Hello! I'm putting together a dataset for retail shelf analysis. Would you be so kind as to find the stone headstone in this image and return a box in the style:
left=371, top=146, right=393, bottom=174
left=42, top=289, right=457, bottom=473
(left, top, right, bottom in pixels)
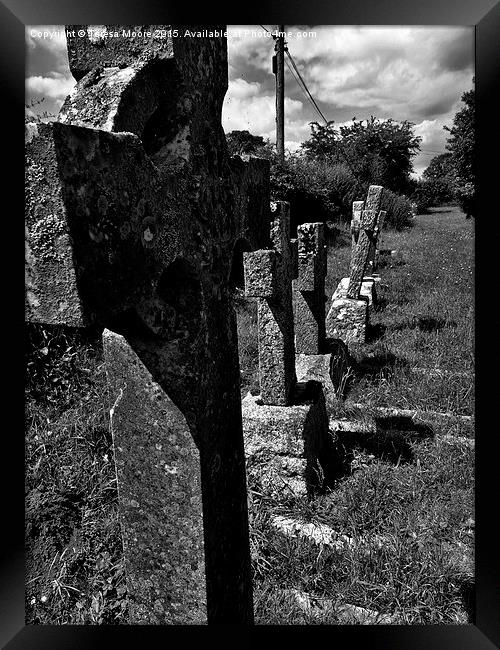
left=103, top=330, right=205, bottom=624
left=25, top=25, right=268, bottom=624
left=350, top=200, right=364, bottom=252
left=293, top=222, right=327, bottom=354
left=346, top=185, right=385, bottom=299
left=243, top=201, right=297, bottom=406
left=366, top=209, right=386, bottom=276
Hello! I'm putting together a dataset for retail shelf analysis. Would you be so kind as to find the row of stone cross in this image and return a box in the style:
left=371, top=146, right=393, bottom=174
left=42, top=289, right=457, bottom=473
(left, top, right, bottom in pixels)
left=25, top=26, right=386, bottom=624
left=244, top=188, right=386, bottom=408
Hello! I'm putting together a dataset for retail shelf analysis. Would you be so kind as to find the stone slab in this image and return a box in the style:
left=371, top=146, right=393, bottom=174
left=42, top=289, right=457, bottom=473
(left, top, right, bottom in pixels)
left=103, top=329, right=206, bottom=625
left=295, top=354, right=337, bottom=415
left=295, top=341, right=355, bottom=412
left=243, top=249, right=276, bottom=298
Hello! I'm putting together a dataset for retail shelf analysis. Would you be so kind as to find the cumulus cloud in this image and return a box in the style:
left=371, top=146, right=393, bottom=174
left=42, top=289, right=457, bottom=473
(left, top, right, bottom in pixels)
left=283, top=27, right=473, bottom=122
left=411, top=117, right=453, bottom=178
left=223, top=78, right=304, bottom=140
left=26, top=73, right=75, bottom=101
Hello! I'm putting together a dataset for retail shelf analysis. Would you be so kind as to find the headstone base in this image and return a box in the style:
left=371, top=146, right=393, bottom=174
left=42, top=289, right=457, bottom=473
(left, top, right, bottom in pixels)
left=326, top=297, right=368, bottom=344
left=242, top=382, right=339, bottom=499
left=295, top=343, right=355, bottom=412
left=332, top=277, right=376, bottom=306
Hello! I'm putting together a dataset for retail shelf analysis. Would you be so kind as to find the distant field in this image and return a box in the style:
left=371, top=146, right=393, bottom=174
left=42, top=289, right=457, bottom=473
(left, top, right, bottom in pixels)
left=25, top=206, right=474, bottom=625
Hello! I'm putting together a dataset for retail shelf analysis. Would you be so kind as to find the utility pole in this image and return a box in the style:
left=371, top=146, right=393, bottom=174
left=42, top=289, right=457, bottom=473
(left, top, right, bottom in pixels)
left=274, top=25, right=285, bottom=163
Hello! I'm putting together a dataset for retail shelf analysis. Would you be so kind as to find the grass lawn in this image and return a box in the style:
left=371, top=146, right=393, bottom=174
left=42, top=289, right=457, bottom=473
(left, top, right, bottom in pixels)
left=250, top=206, right=474, bottom=624
left=25, top=206, right=474, bottom=625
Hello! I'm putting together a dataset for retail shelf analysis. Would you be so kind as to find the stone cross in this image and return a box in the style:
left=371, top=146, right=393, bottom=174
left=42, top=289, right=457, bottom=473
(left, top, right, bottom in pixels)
left=346, top=185, right=385, bottom=299
left=25, top=25, right=271, bottom=624
left=293, top=222, right=327, bottom=354
left=243, top=201, right=297, bottom=406
left=366, top=209, right=387, bottom=275
left=350, top=200, right=365, bottom=251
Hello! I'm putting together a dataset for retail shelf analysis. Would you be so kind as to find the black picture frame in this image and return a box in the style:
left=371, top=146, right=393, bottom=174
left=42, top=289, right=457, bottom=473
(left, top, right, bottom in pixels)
left=3, top=0, right=499, bottom=646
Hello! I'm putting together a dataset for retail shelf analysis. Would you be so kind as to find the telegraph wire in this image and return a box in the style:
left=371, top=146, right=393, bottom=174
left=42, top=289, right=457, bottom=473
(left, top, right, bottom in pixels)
left=285, top=49, right=329, bottom=125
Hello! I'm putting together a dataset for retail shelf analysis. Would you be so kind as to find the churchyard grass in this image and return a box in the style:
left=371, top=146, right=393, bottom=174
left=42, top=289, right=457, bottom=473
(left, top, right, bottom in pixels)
left=25, top=205, right=474, bottom=624
left=25, top=326, right=128, bottom=624
left=250, top=205, right=474, bottom=624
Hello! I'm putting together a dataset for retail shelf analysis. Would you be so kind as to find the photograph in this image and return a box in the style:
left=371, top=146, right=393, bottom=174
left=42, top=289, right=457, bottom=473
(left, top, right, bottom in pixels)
left=6, top=6, right=495, bottom=642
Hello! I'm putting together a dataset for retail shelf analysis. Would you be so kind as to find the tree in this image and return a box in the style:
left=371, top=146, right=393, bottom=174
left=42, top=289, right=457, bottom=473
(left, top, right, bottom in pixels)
left=299, top=120, right=338, bottom=161
left=445, top=84, right=475, bottom=217
left=418, top=152, right=454, bottom=206
left=422, top=152, right=452, bottom=183
left=225, top=130, right=266, bottom=156
left=300, top=117, right=422, bottom=196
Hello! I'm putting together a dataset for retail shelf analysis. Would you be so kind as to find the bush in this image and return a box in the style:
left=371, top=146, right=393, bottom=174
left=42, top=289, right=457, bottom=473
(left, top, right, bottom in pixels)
left=410, top=178, right=454, bottom=214
left=382, top=190, right=415, bottom=230
left=454, top=181, right=475, bottom=218
left=268, top=155, right=414, bottom=233
left=269, top=157, right=357, bottom=233
left=411, top=181, right=434, bottom=215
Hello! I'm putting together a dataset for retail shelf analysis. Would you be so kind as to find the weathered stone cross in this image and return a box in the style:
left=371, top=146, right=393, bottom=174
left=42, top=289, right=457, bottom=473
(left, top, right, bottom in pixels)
left=366, top=208, right=386, bottom=276
left=25, top=25, right=271, bottom=624
left=243, top=201, right=297, bottom=405
left=350, top=199, right=365, bottom=251
left=293, top=222, right=327, bottom=354
left=346, top=185, right=386, bottom=299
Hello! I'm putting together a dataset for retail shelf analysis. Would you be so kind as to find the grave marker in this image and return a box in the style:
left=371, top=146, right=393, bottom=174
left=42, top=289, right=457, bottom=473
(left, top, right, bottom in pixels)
left=26, top=25, right=269, bottom=624
left=293, top=222, right=327, bottom=355
left=350, top=200, right=364, bottom=254
left=325, top=186, right=385, bottom=343
left=243, top=201, right=296, bottom=406
left=347, top=185, right=385, bottom=299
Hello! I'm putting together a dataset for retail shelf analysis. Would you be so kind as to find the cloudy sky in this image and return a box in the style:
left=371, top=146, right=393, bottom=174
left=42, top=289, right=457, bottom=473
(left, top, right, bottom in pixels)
left=26, top=25, right=474, bottom=178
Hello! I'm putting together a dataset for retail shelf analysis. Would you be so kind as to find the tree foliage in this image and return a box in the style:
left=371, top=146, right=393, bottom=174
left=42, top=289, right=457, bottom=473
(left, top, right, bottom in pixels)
left=410, top=152, right=455, bottom=213
left=225, top=127, right=414, bottom=232
left=445, top=85, right=475, bottom=217
left=300, top=117, right=422, bottom=196
left=226, top=130, right=267, bottom=156
left=422, top=152, right=453, bottom=184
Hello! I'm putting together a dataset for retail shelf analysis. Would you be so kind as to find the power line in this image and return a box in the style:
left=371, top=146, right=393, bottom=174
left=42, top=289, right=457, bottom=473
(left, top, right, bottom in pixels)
left=283, top=46, right=364, bottom=191
left=285, top=49, right=329, bottom=125
left=284, top=57, right=324, bottom=122
left=256, top=27, right=393, bottom=196
left=284, top=58, right=328, bottom=128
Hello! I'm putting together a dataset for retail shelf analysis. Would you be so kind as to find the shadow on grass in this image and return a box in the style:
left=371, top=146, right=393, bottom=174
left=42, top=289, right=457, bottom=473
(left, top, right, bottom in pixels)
left=355, top=351, right=408, bottom=380
left=460, top=578, right=475, bottom=623
left=373, top=297, right=389, bottom=312
left=366, top=323, right=387, bottom=343
left=337, top=417, right=434, bottom=470
left=389, top=316, right=458, bottom=333
left=325, top=225, right=351, bottom=248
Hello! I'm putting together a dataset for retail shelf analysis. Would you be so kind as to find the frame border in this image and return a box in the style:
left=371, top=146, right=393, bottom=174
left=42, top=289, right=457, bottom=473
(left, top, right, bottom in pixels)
left=3, top=0, right=499, bottom=645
